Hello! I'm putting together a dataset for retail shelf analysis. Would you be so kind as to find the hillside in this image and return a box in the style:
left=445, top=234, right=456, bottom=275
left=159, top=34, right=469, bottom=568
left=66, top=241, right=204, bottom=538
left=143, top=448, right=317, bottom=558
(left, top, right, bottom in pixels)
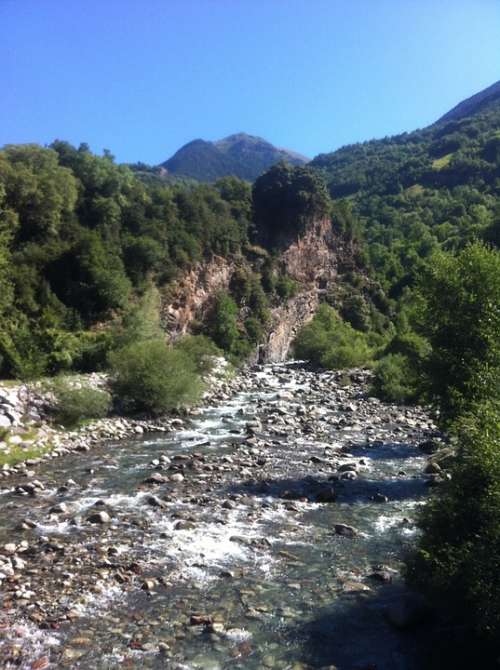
left=436, top=79, right=500, bottom=124
left=160, top=132, right=308, bottom=181
left=310, top=82, right=500, bottom=297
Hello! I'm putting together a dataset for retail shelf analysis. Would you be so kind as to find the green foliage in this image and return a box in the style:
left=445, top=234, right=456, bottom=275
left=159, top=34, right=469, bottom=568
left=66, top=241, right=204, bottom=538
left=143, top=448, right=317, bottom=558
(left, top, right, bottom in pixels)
left=206, top=292, right=241, bottom=354
left=371, top=330, right=431, bottom=403
left=293, top=304, right=373, bottom=369
left=112, top=286, right=163, bottom=349
left=417, top=242, right=500, bottom=426
left=108, top=339, right=202, bottom=414
left=311, top=100, right=500, bottom=298
left=275, top=274, right=299, bottom=300
left=407, top=404, right=500, bottom=643
left=372, top=353, right=419, bottom=403
left=252, top=162, right=331, bottom=247
left=49, top=378, right=111, bottom=427
left=173, top=335, right=221, bottom=374
left=0, top=141, right=254, bottom=379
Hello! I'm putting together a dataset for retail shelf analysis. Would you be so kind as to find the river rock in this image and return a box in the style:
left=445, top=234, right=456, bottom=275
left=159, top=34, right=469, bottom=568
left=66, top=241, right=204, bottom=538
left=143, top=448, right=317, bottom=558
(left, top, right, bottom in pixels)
left=87, top=511, right=111, bottom=524
left=334, top=524, right=358, bottom=538
left=316, top=486, right=337, bottom=503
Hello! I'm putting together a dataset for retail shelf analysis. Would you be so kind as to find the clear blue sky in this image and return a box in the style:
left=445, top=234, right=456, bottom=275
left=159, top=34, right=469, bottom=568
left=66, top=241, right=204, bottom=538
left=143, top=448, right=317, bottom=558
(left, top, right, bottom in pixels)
left=1, top=0, right=499, bottom=164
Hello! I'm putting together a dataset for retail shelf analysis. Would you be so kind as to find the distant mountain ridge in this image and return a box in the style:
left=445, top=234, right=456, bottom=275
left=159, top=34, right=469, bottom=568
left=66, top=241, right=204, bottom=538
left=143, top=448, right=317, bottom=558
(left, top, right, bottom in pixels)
left=160, top=132, right=309, bottom=181
left=436, top=79, right=500, bottom=124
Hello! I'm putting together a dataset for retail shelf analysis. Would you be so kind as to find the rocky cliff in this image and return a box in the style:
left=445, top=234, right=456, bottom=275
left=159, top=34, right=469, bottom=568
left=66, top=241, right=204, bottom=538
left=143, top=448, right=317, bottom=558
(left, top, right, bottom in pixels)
left=161, top=216, right=355, bottom=361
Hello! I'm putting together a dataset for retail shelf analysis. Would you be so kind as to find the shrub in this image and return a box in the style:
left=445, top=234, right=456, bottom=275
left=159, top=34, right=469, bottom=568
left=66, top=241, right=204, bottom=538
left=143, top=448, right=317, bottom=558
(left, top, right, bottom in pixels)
left=206, top=292, right=240, bottom=353
left=372, top=353, right=418, bottom=403
left=173, top=335, right=221, bottom=375
left=108, top=339, right=202, bottom=414
left=275, top=274, right=299, bottom=300
left=293, top=304, right=372, bottom=369
left=372, top=331, right=430, bottom=403
left=50, top=378, right=111, bottom=426
left=407, top=403, right=500, bottom=644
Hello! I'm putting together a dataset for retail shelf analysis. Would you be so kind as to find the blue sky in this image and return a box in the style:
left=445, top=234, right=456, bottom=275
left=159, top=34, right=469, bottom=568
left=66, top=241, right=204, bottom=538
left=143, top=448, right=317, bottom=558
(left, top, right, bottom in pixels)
left=1, top=0, right=499, bottom=164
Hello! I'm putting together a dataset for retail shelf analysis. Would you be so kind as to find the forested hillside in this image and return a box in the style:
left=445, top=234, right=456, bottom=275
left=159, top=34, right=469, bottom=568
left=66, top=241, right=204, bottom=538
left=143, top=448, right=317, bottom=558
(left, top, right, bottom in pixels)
left=0, top=144, right=349, bottom=379
left=0, top=141, right=255, bottom=377
left=311, top=94, right=500, bottom=297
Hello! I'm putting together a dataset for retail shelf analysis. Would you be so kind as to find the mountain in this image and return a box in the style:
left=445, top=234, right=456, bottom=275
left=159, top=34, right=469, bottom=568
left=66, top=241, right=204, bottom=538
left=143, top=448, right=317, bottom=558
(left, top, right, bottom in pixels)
left=436, top=79, right=500, bottom=124
left=160, top=132, right=309, bottom=181
left=309, top=80, right=500, bottom=294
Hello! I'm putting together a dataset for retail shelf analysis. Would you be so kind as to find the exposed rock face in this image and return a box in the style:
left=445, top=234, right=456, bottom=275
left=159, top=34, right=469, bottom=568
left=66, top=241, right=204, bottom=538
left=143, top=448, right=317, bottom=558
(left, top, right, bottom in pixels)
left=261, top=289, right=318, bottom=363
left=261, top=217, right=348, bottom=362
left=161, top=256, right=233, bottom=339
left=161, top=216, right=355, bottom=361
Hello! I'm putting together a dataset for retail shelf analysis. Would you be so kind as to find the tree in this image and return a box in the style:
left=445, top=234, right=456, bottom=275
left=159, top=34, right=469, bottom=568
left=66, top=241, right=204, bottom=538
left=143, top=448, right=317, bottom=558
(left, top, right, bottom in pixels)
left=417, top=242, right=500, bottom=426
left=206, top=291, right=240, bottom=353
left=252, top=162, right=331, bottom=247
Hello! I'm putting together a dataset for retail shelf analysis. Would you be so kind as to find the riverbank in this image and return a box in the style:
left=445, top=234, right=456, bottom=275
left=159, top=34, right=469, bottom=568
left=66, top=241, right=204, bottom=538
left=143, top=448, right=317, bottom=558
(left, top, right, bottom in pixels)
left=0, top=363, right=442, bottom=669
left=0, top=358, right=235, bottom=477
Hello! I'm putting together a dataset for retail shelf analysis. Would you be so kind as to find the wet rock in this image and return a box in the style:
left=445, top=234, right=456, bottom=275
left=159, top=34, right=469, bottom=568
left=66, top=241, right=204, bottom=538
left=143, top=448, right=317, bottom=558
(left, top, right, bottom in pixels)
left=190, top=613, right=212, bottom=625
left=144, top=472, right=168, bottom=485
left=174, top=520, right=196, bottom=530
left=49, top=502, right=68, bottom=514
left=87, top=511, right=111, bottom=524
left=142, top=578, right=157, bottom=591
left=338, top=462, right=357, bottom=473
left=334, top=524, right=358, bottom=538
left=418, top=439, right=439, bottom=454
left=424, top=461, right=442, bottom=474
left=372, top=493, right=389, bottom=503
left=170, top=473, right=185, bottom=483
left=316, top=486, right=337, bottom=503
left=144, top=494, right=164, bottom=508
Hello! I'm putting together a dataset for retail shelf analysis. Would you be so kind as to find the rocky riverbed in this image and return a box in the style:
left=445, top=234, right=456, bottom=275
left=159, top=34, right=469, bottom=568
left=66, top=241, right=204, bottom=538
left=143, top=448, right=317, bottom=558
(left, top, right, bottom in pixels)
left=0, top=363, right=441, bottom=669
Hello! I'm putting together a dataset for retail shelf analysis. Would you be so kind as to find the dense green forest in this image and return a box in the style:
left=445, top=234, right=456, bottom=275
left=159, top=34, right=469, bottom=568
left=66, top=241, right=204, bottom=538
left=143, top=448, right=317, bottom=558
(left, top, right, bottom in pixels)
left=0, top=144, right=341, bottom=379
left=0, top=141, right=255, bottom=377
left=311, top=96, right=500, bottom=298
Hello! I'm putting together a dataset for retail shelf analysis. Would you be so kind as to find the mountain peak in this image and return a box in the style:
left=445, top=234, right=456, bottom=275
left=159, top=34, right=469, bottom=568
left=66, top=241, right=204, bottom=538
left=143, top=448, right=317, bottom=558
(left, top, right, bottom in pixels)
left=160, top=133, right=308, bottom=182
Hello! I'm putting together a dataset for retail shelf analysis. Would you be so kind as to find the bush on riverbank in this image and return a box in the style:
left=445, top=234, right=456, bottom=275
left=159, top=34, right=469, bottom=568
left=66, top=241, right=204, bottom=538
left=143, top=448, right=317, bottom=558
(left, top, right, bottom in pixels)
left=108, top=339, right=203, bottom=414
left=407, top=403, right=500, bottom=644
left=293, top=304, right=374, bottom=369
left=173, top=335, right=222, bottom=375
left=49, top=378, right=112, bottom=426
left=371, top=331, right=430, bottom=403
left=406, top=243, right=500, bottom=659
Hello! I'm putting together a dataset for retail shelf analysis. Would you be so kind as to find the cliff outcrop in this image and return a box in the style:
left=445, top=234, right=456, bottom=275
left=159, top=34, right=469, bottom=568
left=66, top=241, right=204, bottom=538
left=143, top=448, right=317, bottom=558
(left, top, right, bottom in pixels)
left=161, top=217, right=356, bottom=361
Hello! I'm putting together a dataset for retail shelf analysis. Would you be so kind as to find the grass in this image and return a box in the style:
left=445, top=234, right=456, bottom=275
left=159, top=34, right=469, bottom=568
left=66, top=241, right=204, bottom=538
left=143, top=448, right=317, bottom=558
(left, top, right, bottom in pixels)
left=0, top=426, right=52, bottom=466
left=404, top=184, right=424, bottom=197
left=0, top=440, right=52, bottom=466
left=432, top=153, right=454, bottom=170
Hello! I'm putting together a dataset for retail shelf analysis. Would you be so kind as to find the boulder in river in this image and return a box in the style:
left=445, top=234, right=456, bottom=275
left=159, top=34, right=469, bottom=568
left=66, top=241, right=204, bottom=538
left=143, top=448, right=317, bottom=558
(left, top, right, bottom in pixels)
left=334, top=523, right=358, bottom=538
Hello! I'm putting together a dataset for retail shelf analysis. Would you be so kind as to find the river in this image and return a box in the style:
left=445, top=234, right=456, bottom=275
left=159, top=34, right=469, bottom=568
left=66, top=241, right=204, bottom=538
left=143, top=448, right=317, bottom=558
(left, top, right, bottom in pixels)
left=0, top=363, right=437, bottom=669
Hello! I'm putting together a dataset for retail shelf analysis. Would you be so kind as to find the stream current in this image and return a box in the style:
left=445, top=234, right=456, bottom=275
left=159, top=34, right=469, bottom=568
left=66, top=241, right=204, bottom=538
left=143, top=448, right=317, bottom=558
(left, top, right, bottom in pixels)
left=0, top=363, right=436, bottom=669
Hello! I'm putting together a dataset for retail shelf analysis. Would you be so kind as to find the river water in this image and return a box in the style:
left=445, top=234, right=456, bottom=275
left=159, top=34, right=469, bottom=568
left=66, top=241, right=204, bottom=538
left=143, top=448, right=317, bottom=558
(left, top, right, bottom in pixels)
left=0, top=363, right=436, bottom=669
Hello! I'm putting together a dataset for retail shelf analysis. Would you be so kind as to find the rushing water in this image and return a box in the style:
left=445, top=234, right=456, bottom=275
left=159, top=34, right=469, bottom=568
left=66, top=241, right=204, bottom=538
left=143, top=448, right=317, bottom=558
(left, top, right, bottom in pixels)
left=0, top=364, right=436, bottom=669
